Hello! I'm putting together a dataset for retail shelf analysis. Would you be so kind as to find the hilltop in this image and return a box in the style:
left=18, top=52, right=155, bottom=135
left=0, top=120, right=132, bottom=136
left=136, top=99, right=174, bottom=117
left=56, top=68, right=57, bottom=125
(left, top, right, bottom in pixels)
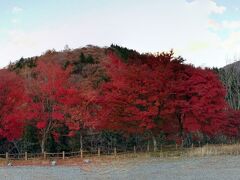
left=0, top=44, right=239, bottom=154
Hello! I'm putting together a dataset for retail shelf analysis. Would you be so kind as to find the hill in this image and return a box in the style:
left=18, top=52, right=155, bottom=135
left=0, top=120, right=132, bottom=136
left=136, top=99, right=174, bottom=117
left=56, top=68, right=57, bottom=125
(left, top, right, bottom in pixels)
left=223, top=60, right=240, bottom=72
left=8, top=45, right=141, bottom=90
left=0, top=45, right=239, bottom=154
left=216, top=61, right=240, bottom=110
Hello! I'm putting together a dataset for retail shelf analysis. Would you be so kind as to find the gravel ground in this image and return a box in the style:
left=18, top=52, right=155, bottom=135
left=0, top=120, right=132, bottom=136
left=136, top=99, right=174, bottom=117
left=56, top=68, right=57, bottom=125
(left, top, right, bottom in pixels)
left=1, top=156, right=240, bottom=180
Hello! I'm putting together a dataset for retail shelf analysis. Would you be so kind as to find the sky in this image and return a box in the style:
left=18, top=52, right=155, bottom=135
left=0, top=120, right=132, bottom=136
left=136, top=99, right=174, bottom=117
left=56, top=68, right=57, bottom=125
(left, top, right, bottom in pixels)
left=1, top=0, right=240, bottom=68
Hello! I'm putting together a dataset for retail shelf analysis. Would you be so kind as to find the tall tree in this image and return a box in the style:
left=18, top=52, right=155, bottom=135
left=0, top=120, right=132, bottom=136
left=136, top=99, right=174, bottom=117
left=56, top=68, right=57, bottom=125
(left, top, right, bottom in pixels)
left=162, top=67, right=228, bottom=143
left=26, top=61, right=71, bottom=153
left=91, top=52, right=185, bottom=150
left=0, top=69, right=27, bottom=141
left=92, top=52, right=229, bottom=149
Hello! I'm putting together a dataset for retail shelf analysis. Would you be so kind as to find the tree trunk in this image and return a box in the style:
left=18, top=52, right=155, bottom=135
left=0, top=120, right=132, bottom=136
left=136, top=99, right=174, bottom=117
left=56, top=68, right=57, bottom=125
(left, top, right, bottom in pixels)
left=177, top=112, right=183, bottom=138
left=41, top=130, right=48, bottom=153
left=41, top=138, right=45, bottom=153
left=152, top=135, right=157, bottom=152
left=80, top=132, right=83, bottom=149
left=13, top=141, right=20, bottom=153
left=40, top=128, right=50, bottom=153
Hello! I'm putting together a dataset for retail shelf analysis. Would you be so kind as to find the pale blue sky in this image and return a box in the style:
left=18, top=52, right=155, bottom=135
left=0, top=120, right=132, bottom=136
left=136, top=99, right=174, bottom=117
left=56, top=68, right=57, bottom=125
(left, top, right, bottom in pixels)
left=1, top=0, right=240, bottom=68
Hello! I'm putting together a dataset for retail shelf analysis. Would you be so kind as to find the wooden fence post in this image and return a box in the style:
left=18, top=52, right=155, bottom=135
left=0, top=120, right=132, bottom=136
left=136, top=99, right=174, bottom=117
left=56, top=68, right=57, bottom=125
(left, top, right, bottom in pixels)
left=6, top=152, right=8, bottom=161
left=98, top=148, right=100, bottom=157
left=114, top=147, right=117, bottom=157
left=25, top=152, right=28, bottom=160
left=62, top=151, right=65, bottom=160
left=80, top=149, right=83, bottom=158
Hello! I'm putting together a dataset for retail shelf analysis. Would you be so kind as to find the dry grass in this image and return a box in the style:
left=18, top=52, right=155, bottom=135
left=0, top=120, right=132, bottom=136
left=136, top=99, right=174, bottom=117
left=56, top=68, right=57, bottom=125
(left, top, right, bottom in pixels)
left=188, top=144, right=240, bottom=157
left=148, top=144, right=240, bottom=158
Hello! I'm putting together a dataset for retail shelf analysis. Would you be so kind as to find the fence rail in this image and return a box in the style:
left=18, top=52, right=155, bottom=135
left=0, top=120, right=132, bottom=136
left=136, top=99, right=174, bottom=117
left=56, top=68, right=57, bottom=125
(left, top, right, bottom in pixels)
left=2, top=143, right=240, bottom=161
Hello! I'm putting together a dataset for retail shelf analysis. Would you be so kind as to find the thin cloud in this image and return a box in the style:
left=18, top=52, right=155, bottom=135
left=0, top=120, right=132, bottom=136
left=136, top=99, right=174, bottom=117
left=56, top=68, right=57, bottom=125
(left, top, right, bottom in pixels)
left=12, top=6, right=23, bottom=14
left=0, top=0, right=234, bottom=68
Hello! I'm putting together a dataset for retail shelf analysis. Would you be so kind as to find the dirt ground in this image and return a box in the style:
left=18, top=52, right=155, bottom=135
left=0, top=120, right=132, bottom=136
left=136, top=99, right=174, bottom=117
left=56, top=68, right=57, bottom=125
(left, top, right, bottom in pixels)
left=1, top=155, right=240, bottom=179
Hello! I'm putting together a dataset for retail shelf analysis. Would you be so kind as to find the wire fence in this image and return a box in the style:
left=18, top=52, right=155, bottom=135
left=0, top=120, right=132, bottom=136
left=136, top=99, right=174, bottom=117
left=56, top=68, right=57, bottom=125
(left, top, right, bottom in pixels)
left=2, top=143, right=240, bottom=161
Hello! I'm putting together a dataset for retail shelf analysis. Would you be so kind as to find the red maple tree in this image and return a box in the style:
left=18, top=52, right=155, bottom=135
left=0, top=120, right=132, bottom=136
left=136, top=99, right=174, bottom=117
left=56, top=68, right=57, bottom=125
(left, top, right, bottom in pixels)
left=162, top=66, right=228, bottom=143
left=26, top=61, right=73, bottom=152
left=91, top=53, right=184, bottom=149
left=92, top=52, right=229, bottom=148
left=0, top=69, right=27, bottom=141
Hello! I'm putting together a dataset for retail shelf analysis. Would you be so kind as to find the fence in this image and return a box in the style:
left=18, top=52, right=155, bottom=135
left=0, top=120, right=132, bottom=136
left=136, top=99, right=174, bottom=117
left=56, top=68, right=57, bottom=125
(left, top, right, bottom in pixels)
left=2, top=143, right=240, bottom=161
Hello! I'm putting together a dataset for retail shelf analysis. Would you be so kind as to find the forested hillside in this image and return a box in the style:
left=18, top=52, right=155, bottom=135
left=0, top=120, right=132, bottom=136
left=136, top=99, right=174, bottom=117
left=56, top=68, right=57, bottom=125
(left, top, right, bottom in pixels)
left=216, top=61, right=240, bottom=110
left=0, top=45, right=239, bottom=154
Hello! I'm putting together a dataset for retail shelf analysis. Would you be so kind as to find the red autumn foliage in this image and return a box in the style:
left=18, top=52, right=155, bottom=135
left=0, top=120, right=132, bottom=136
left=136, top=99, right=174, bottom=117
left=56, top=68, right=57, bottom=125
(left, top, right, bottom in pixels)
left=2, top=46, right=240, bottom=150
left=63, top=87, right=94, bottom=133
left=90, top=52, right=230, bottom=142
left=90, top=53, right=181, bottom=134
left=224, top=108, right=240, bottom=137
left=181, top=68, right=228, bottom=136
left=0, top=69, right=27, bottom=141
left=26, top=61, right=81, bottom=152
left=162, top=66, right=228, bottom=139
